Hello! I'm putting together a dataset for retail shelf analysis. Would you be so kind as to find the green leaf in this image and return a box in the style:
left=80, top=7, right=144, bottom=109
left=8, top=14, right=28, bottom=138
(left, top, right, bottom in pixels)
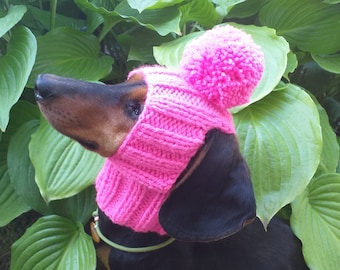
left=3, top=101, right=40, bottom=133
left=338, top=137, right=340, bottom=173
left=11, top=215, right=96, bottom=270
left=212, top=0, right=246, bottom=18
left=259, top=0, right=340, bottom=54
left=180, top=0, right=219, bottom=27
left=322, top=0, right=340, bottom=3
left=0, top=165, right=31, bottom=226
left=0, top=101, right=40, bottom=165
left=128, top=0, right=185, bottom=12
left=0, top=102, right=38, bottom=226
left=312, top=98, right=339, bottom=175
left=0, top=5, right=27, bottom=38
left=83, top=9, right=105, bottom=34
left=312, top=53, right=340, bottom=74
left=153, top=31, right=202, bottom=68
left=128, top=28, right=172, bottom=63
left=27, top=27, right=113, bottom=88
left=27, top=6, right=86, bottom=31
left=7, top=120, right=50, bottom=213
left=2, top=97, right=96, bottom=222
left=234, top=84, right=322, bottom=225
left=75, top=0, right=181, bottom=36
left=226, top=0, right=269, bottom=19
left=115, top=1, right=181, bottom=36
left=283, top=51, right=298, bottom=79
left=29, top=118, right=104, bottom=202
left=74, top=0, right=117, bottom=13
left=8, top=122, right=97, bottom=221
left=291, top=174, right=340, bottom=270
left=48, top=186, right=97, bottom=224
left=74, top=0, right=122, bottom=41
left=154, top=23, right=290, bottom=108
left=0, top=26, right=37, bottom=131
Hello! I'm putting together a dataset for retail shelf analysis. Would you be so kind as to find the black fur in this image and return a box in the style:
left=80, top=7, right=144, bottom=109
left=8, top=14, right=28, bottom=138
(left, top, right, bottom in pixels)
left=160, top=129, right=255, bottom=242
left=99, top=211, right=307, bottom=270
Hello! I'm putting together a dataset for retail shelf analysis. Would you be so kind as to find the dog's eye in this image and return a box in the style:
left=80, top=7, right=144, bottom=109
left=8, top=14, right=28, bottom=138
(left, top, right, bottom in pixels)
left=126, top=100, right=143, bottom=120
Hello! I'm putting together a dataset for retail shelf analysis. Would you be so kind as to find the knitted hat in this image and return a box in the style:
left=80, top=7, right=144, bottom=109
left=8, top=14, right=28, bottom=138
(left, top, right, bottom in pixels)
left=95, top=25, right=264, bottom=235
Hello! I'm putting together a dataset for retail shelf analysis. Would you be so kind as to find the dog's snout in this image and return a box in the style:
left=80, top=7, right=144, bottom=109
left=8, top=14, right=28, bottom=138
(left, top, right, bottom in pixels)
left=35, top=74, right=57, bottom=102
left=34, top=88, right=54, bottom=102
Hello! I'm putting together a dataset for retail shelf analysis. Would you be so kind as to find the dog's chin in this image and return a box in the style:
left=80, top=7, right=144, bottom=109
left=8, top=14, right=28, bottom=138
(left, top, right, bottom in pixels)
left=38, top=113, right=101, bottom=154
left=38, top=113, right=119, bottom=157
left=76, top=138, right=99, bottom=151
left=65, top=132, right=108, bottom=156
left=69, top=134, right=117, bottom=157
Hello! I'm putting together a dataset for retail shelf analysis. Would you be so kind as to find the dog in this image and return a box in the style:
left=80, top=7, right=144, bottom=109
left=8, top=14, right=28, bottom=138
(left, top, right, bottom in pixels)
left=34, top=73, right=308, bottom=270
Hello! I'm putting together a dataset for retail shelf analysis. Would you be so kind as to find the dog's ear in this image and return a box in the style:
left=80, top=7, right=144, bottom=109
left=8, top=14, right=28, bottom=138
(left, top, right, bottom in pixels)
left=159, top=129, right=256, bottom=242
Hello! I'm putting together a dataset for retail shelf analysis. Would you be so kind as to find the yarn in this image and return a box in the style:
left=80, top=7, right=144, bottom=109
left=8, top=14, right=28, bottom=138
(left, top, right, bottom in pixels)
left=180, top=25, right=263, bottom=109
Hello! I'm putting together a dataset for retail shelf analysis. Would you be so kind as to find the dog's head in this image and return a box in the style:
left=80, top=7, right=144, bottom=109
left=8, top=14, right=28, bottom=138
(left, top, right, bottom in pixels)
left=35, top=25, right=263, bottom=242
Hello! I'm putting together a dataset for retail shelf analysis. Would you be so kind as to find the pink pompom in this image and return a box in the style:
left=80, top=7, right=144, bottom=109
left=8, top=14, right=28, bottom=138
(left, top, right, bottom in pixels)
left=180, top=25, right=264, bottom=109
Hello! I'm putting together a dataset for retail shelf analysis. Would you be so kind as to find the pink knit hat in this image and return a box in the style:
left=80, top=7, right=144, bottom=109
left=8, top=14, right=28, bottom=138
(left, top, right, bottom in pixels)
left=95, top=25, right=264, bottom=235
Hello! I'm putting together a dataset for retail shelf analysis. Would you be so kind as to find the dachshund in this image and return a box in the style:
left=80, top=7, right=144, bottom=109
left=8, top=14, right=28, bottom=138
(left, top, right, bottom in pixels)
left=34, top=74, right=308, bottom=270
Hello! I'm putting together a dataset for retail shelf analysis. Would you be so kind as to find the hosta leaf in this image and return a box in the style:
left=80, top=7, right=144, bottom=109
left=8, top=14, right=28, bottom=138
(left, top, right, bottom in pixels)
left=234, top=84, right=322, bottom=225
left=8, top=122, right=97, bottom=221
left=338, top=151, right=340, bottom=172
left=2, top=102, right=44, bottom=217
left=27, top=6, right=86, bottom=31
left=74, top=0, right=117, bottom=13
left=48, top=186, right=97, bottom=224
left=11, top=215, right=96, bottom=270
left=291, top=174, right=340, bottom=270
left=83, top=9, right=104, bottom=34
left=0, top=5, right=26, bottom=38
left=212, top=0, right=245, bottom=18
left=283, top=51, right=298, bottom=79
left=322, top=0, right=340, bottom=3
left=27, top=27, right=113, bottom=88
left=8, top=120, right=51, bottom=214
left=29, top=118, right=104, bottom=202
left=115, top=1, right=181, bottom=36
left=0, top=101, right=40, bottom=165
left=312, top=53, right=340, bottom=74
left=0, top=26, right=37, bottom=131
left=0, top=165, right=31, bottom=226
left=154, top=23, right=289, bottom=108
left=226, top=0, right=269, bottom=19
left=313, top=98, right=339, bottom=175
left=75, top=0, right=181, bottom=36
left=3, top=101, right=40, bottom=132
left=74, top=0, right=122, bottom=41
left=128, top=28, right=172, bottom=63
left=128, top=0, right=185, bottom=12
left=153, top=31, right=202, bottom=68
left=180, top=0, right=219, bottom=27
left=259, top=0, right=340, bottom=54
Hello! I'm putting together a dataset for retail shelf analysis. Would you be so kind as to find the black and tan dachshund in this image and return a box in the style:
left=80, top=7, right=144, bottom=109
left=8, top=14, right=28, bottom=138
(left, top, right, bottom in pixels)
left=35, top=74, right=308, bottom=270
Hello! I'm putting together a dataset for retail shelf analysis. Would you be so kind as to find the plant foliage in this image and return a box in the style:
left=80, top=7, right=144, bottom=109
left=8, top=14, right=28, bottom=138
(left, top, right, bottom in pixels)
left=0, top=0, right=339, bottom=269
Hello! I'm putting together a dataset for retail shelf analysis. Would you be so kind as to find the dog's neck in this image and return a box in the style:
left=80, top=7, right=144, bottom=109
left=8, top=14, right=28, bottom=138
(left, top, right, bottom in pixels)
left=96, top=209, right=174, bottom=249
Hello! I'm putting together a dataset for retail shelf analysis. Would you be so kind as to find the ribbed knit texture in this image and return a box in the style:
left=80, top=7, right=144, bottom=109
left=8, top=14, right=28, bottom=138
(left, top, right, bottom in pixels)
left=95, top=25, right=264, bottom=234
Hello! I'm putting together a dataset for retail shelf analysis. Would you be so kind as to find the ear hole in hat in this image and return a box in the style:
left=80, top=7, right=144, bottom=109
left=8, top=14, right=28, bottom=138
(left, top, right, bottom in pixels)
left=159, top=129, right=256, bottom=242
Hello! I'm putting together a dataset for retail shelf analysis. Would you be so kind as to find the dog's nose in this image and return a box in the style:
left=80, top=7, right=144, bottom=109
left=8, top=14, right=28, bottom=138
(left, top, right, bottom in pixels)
left=34, top=74, right=57, bottom=101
